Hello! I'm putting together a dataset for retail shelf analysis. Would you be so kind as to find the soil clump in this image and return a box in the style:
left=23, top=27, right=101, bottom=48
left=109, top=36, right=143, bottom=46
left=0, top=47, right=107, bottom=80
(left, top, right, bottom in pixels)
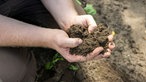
left=67, top=24, right=111, bottom=56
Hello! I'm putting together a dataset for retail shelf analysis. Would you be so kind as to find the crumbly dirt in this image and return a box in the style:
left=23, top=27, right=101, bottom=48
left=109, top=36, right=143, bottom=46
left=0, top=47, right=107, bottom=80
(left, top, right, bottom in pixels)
left=67, top=24, right=110, bottom=56
left=77, top=59, right=124, bottom=82
left=76, top=0, right=146, bottom=82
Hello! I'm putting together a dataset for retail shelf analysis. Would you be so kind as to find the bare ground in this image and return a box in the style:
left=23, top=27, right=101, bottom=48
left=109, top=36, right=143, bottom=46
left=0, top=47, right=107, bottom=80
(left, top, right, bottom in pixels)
left=76, top=0, right=146, bottom=82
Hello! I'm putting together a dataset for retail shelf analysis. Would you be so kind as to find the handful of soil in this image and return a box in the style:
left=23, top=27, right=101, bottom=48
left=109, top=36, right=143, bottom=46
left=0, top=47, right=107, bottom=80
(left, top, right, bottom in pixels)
left=67, top=24, right=111, bottom=56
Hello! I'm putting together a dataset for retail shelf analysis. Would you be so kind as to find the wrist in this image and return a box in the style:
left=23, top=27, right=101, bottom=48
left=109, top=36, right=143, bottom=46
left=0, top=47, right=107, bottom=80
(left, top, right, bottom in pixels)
left=42, top=29, right=64, bottom=50
left=41, top=0, right=78, bottom=30
left=41, top=29, right=57, bottom=49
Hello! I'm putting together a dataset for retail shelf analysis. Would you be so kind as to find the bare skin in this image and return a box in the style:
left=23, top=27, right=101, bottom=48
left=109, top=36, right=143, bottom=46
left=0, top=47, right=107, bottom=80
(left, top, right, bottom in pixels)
left=42, top=0, right=115, bottom=62
left=0, top=0, right=115, bottom=62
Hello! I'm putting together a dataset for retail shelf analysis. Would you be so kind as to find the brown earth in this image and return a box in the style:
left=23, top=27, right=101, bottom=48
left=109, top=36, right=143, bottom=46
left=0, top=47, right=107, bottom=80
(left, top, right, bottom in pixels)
left=67, top=24, right=110, bottom=56
left=76, top=0, right=146, bottom=82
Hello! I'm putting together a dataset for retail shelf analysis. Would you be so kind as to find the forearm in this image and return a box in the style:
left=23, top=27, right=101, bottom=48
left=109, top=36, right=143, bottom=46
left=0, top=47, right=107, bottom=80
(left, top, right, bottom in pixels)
left=41, top=0, right=77, bottom=30
left=0, top=15, right=54, bottom=48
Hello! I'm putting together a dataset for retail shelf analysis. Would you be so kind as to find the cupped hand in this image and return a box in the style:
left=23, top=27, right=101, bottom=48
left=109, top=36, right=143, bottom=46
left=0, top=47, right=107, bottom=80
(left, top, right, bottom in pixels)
left=63, top=15, right=97, bottom=33
left=51, top=29, right=104, bottom=62
left=52, top=29, right=115, bottom=62
left=62, top=15, right=115, bottom=60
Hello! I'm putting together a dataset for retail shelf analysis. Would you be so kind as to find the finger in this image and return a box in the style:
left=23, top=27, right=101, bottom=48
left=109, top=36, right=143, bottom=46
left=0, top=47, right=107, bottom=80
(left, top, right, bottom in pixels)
left=92, top=47, right=104, bottom=55
left=85, top=15, right=97, bottom=33
left=63, top=38, right=82, bottom=48
left=66, top=47, right=103, bottom=62
left=94, top=54, right=103, bottom=60
left=102, top=49, right=111, bottom=58
left=102, top=52, right=111, bottom=58
left=63, top=47, right=104, bottom=62
left=67, top=55, right=87, bottom=62
left=59, top=47, right=104, bottom=62
left=108, top=35, right=114, bottom=41
left=56, top=48, right=82, bottom=62
left=56, top=47, right=87, bottom=62
left=108, top=42, right=115, bottom=50
left=76, top=56, right=86, bottom=62
left=85, top=47, right=104, bottom=61
left=107, top=49, right=111, bottom=53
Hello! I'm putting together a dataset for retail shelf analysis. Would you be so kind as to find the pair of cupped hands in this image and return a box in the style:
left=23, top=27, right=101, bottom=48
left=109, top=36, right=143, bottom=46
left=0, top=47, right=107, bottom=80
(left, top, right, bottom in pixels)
left=50, top=15, right=115, bottom=62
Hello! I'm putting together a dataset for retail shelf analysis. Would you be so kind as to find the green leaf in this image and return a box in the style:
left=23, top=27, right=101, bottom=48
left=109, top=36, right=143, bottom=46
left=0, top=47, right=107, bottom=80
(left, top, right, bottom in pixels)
left=52, top=57, right=64, bottom=64
left=69, top=64, right=79, bottom=71
left=53, top=53, right=59, bottom=60
left=45, top=53, right=64, bottom=70
left=45, top=62, right=54, bottom=70
left=84, top=4, right=97, bottom=15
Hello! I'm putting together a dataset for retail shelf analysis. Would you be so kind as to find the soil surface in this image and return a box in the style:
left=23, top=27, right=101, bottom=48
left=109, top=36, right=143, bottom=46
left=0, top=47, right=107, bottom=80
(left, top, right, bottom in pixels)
left=76, top=0, right=146, bottom=82
left=67, top=24, right=110, bottom=56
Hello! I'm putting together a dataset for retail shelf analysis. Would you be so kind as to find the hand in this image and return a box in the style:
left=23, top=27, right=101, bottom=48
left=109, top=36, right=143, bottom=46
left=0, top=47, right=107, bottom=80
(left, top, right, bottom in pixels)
left=41, top=0, right=115, bottom=61
left=60, top=15, right=115, bottom=60
left=62, top=15, right=97, bottom=33
left=51, top=29, right=105, bottom=62
left=51, top=29, right=115, bottom=62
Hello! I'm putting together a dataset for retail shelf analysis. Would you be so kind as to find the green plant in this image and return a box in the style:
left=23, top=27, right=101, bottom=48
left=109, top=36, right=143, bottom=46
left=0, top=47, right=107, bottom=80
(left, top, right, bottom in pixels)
left=75, top=0, right=97, bottom=15
left=45, top=53, right=64, bottom=70
left=68, top=64, right=79, bottom=71
left=84, top=4, right=97, bottom=15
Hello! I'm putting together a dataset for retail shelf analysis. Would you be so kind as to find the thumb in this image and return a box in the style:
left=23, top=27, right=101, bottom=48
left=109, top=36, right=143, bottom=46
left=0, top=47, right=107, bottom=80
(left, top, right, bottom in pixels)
left=62, top=38, right=82, bottom=48
left=85, top=15, right=97, bottom=33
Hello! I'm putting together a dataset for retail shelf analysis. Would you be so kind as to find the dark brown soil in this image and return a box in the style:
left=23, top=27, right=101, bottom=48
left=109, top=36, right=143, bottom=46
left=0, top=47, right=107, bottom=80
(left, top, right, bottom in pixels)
left=67, top=24, right=111, bottom=56
left=77, top=0, right=146, bottom=82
